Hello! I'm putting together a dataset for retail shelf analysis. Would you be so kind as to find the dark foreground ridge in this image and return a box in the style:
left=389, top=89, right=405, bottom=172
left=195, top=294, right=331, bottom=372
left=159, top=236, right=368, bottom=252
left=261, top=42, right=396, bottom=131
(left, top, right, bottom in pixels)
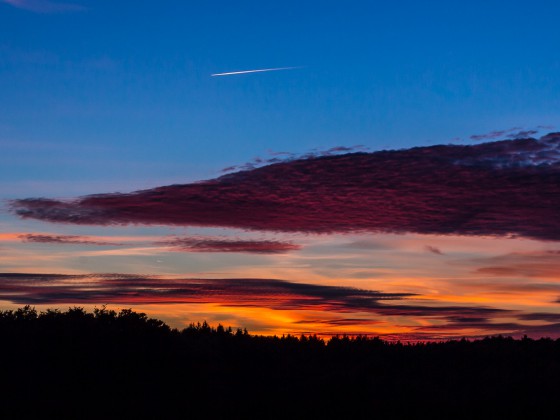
left=2, top=307, right=559, bottom=419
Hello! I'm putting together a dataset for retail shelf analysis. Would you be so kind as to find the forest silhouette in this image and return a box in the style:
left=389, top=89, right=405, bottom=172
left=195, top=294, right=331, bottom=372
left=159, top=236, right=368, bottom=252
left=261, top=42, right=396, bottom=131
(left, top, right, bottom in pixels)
left=1, top=306, right=559, bottom=419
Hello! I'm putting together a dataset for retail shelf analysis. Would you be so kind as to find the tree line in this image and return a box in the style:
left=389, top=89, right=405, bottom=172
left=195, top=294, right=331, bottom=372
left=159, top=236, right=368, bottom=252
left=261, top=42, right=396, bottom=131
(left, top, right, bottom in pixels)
left=1, top=306, right=558, bottom=419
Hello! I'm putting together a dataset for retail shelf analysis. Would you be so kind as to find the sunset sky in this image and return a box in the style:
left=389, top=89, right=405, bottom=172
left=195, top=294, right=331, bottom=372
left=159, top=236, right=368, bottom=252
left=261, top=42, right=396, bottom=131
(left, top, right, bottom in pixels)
left=2, top=0, right=560, bottom=340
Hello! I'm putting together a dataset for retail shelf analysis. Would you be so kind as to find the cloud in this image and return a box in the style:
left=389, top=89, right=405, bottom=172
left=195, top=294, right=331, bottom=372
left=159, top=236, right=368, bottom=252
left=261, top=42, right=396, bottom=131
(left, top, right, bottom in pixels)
left=470, top=127, right=523, bottom=141
left=507, top=130, right=539, bottom=140
left=11, top=133, right=560, bottom=241
left=157, top=236, right=301, bottom=254
left=221, top=144, right=368, bottom=173
left=412, top=319, right=560, bottom=339
left=519, top=312, right=560, bottom=322
left=1, top=0, right=85, bottom=13
left=0, top=272, right=503, bottom=320
left=19, top=234, right=123, bottom=246
left=293, top=318, right=384, bottom=326
left=0, top=272, right=79, bottom=282
left=0, top=273, right=412, bottom=309
left=472, top=250, right=560, bottom=278
left=425, top=245, right=444, bottom=255
left=4, top=272, right=560, bottom=337
left=409, top=307, right=560, bottom=338
left=469, top=126, right=556, bottom=142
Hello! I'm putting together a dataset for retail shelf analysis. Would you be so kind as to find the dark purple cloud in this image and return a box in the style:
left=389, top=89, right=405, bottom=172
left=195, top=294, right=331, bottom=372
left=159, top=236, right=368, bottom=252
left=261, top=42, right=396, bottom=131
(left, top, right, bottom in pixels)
left=468, top=126, right=550, bottom=141
left=414, top=320, right=560, bottom=339
left=519, top=312, right=560, bottom=322
left=507, top=130, right=539, bottom=140
left=158, top=236, right=301, bottom=254
left=469, top=126, right=555, bottom=142
left=293, top=318, right=384, bottom=326
left=221, top=144, right=369, bottom=173
left=470, top=127, right=523, bottom=141
left=0, top=272, right=412, bottom=310
left=19, top=234, right=122, bottom=246
left=11, top=133, right=560, bottom=241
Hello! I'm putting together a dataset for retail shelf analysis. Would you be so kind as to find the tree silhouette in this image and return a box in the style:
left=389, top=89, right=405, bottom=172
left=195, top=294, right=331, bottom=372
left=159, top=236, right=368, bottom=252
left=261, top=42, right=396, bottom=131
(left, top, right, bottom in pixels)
left=0, top=306, right=559, bottom=418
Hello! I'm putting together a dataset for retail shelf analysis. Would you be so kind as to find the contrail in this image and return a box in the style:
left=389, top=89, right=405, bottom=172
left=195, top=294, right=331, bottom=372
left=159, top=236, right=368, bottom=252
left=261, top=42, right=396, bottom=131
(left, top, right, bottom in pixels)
left=211, top=66, right=301, bottom=77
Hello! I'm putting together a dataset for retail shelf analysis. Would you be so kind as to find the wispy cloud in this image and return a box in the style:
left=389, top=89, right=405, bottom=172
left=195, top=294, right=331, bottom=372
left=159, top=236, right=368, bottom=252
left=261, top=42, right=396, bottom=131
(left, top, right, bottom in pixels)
left=158, top=236, right=301, bottom=254
left=211, top=66, right=301, bottom=77
left=1, top=0, right=86, bottom=13
left=470, top=127, right=523, bottom=141
left=472, top=250, right=560, bottom=279
left=19, top=234, right=123, bottom=247
left=469, top=126, right=554, bottom=142
left=221, top=145, right=369, bottom=173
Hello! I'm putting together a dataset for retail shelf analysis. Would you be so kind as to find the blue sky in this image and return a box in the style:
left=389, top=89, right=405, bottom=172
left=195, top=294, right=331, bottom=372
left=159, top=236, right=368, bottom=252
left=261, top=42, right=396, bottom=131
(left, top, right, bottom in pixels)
left=2, top=0, right=560, bottom=197
left=2, top=0, right=560, bottom=338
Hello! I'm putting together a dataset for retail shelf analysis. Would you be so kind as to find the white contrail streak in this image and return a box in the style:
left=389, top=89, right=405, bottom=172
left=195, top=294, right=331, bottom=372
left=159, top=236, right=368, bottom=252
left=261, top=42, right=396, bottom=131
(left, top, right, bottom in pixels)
left=211, top=66, right=300, bottom=77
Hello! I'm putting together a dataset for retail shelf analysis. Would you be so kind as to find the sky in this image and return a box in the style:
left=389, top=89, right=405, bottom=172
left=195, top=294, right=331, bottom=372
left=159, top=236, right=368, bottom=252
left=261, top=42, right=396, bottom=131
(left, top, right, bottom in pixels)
left=2, top=0, right=560, bottom=340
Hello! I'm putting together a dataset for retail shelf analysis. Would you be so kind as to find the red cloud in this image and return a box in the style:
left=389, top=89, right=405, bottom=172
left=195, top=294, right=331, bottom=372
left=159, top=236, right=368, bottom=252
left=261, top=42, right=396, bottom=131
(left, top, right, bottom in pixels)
left=19, top=234, right=122, bottom=246
left=11, top=133, right=560, bottom=240
left=158, top=236, right=301, bottom=254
